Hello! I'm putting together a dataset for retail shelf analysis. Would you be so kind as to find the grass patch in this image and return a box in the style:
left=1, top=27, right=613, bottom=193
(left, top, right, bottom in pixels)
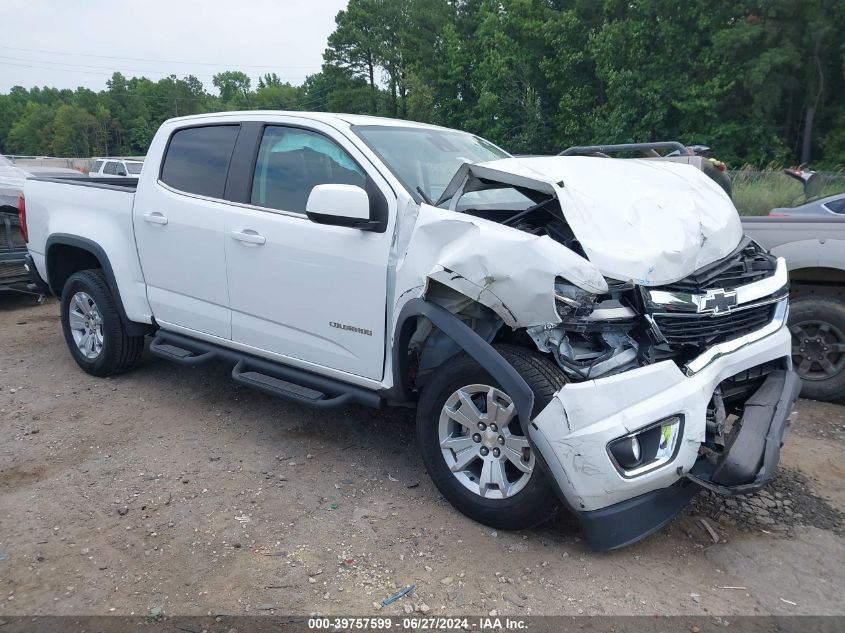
left=731, top=167, right=845, bottom=216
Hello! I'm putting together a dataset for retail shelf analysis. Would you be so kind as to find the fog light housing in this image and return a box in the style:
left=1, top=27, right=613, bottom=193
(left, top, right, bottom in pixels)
left=608, top=436, right=642, bottom=469
left=607, top=415, right=683, bottom=477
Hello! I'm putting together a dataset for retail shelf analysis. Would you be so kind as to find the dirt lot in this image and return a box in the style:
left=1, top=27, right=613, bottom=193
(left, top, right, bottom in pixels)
left=1, top=295, right=843, bottom=617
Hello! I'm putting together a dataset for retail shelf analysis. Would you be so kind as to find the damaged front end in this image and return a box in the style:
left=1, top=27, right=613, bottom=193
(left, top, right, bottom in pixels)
left=399, top=156, right=798, bottom=550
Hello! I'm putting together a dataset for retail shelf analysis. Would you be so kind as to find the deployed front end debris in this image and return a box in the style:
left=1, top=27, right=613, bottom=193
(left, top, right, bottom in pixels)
left=401, top=155, right=797, bottom=549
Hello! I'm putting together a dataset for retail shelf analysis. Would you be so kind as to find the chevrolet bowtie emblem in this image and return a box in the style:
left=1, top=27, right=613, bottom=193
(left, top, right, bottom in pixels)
left=698, top=289, right=738, bottom=315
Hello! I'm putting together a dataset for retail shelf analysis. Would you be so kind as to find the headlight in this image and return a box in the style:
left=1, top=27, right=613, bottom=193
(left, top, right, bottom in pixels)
left=554, top=282, right=596, bottom=318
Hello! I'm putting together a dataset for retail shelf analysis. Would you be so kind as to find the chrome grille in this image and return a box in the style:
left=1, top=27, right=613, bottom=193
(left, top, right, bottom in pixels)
left=652, top=302, right=776, bottom=348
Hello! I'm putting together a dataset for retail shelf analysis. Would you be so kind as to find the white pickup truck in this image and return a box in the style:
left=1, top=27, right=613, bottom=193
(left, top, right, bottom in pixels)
left=23, top=112, right=799, bottom=550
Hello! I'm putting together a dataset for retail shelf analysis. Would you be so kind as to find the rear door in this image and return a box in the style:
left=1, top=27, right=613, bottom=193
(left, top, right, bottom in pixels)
left=133, top=124, right=240, bottom=339
left=223, top=120, right=395, bottom=380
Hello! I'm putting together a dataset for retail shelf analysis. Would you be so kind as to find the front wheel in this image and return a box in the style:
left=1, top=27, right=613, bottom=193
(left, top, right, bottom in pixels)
left=60, top=269, right=145, bottom=376
left=416, top=344, right=566, bottom=530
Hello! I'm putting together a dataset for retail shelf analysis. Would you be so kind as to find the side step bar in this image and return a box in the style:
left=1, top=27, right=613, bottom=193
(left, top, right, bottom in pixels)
left=149, top=340, right=215, bottom=365
left=149, top=331, right=381, bottom=410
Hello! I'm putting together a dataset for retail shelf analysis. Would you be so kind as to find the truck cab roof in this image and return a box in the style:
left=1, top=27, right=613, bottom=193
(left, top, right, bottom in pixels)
left=162, top=110, right=455, bottom=132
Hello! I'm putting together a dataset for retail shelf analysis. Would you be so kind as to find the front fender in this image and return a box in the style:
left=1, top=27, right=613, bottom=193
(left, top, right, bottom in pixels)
left=390, top=298, right=535, bottom=429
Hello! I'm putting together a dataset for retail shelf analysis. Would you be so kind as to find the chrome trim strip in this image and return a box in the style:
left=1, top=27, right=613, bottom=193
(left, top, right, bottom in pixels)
left=644, top=257, right=788, bottom=312
left=684, top=298, right=789, bottom=375
left=157, top=180, right=308, bottom=219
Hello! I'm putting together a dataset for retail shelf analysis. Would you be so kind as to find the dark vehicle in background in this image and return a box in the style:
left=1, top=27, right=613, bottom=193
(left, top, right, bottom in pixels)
left=0, top=156, right=85, bottom=293
left=771, top=193, right=845, bottom=217
left=769, top=169, right=845, bottom=218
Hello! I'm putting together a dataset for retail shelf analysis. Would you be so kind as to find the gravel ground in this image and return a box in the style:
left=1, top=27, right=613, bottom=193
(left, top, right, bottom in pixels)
left=1, top=295, right=843, bottom=617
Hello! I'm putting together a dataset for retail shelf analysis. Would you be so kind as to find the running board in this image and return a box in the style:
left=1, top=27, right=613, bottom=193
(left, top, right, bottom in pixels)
left=149, top=340, right=215, bottom=365
left=231, top=360, right=353, bottom=408
left=148, top=331, right=381, bottom=410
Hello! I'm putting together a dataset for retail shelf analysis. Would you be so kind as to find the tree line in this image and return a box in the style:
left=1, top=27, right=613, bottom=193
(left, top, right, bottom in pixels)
left=1, top=0, right=843, bottom=167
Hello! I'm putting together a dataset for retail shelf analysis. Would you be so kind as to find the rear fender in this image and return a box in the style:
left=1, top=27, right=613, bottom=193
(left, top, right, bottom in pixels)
left=46, top=234, right=153, bottom=337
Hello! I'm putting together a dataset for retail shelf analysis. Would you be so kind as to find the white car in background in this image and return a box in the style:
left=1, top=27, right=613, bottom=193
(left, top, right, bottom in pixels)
left=89, top=158, right=144, bottom=178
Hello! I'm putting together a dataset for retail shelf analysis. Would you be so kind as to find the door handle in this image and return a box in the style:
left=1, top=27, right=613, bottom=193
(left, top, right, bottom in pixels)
left=230, top=229, right=266, bottom=245
left=142, top=212, right=168, bottom=225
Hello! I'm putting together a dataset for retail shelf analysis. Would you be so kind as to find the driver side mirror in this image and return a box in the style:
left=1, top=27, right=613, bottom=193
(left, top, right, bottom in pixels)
left=306, top=184, right=378, bottom=230
left=115, top=165, right=127, bottom=177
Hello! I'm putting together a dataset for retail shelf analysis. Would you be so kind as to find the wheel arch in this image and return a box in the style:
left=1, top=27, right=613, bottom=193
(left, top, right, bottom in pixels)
left=45, top=234, right=153, bottom=337
left=391, top=298, right=535, bottom=428
left=788, top=266, right=845, bottom=302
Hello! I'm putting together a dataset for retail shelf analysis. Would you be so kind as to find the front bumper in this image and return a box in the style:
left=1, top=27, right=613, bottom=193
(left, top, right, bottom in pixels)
left=529, top=306, right=796, bottom=550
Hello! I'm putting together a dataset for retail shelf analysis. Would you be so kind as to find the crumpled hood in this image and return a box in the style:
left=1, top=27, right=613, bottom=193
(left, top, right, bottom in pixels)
left=458, top=156, right=744, bottom=286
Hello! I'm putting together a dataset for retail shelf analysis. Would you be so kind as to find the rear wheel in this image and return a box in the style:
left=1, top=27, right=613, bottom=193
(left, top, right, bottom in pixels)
left=416, top=344, right=566, bottom=530
left=789, top=296, right=845, bottom=402
left=60, top=269, right=145, bottom=376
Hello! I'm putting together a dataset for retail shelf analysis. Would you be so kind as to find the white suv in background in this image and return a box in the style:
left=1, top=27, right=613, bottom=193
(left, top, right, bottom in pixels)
left=89, top=158, right=143, bottom=178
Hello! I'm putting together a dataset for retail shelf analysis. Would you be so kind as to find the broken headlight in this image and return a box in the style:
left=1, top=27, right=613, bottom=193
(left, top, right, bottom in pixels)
left=532, top=278, right=642, bottom=381
left=554, top=281, right=596, bottom=318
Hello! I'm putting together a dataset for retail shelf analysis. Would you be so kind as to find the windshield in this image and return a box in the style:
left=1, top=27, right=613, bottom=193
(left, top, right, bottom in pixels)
left=352, top=125, right=509, bottom=204
left=126, top=162, right=143, bottom=175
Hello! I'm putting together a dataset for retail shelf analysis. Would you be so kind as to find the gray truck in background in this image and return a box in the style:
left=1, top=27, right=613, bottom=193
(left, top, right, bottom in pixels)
left=742, top=217, right=845, bottom=401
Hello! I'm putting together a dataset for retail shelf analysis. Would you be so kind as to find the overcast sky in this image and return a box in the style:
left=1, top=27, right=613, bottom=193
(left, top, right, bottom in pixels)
left=0, top=0, right=348, bottom=93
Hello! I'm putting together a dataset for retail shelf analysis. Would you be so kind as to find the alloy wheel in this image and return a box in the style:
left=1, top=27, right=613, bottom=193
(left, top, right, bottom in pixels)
left=438, top=384, right=534, bottom=500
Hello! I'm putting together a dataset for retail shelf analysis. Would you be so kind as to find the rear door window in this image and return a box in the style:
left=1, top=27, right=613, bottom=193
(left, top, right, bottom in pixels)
left=160, top=125, right=240, bottom=199
left=103, top=161, right=117, bottom=175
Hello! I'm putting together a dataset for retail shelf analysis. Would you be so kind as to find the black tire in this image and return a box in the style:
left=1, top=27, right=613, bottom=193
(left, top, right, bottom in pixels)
left=60, top=269, right=145, bottom=377
left=788, top=295, right=845, bottom=402
left=416, top=344, right=566, bottom=530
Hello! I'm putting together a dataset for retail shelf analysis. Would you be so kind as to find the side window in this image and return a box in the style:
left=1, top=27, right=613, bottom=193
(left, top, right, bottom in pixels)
left=824, top=198, right=845, bottom=214
left=160, top=125, right=240, bottom=198
left=250, top=126, right=366, bottom=213
left=91, top=160, right=104, bottom=174
left=103, top=161, right=117, bottom=175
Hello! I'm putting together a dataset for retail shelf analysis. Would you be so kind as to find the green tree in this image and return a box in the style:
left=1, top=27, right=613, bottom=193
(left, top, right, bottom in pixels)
left=212, top=71, right=252, bottom=108
left=6, top=102, right=56, bottom=155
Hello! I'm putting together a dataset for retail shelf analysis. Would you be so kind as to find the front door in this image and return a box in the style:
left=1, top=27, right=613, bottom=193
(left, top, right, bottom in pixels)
left=224, top=122, right=394, bottom=380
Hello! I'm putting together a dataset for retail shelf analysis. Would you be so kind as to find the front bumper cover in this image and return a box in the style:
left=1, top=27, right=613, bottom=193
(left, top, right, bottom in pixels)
left=576, top=368, right=799, bottom=550
left=528, top=314, right=796, bottom=550
left=685, top=369, right=801, bottom=495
